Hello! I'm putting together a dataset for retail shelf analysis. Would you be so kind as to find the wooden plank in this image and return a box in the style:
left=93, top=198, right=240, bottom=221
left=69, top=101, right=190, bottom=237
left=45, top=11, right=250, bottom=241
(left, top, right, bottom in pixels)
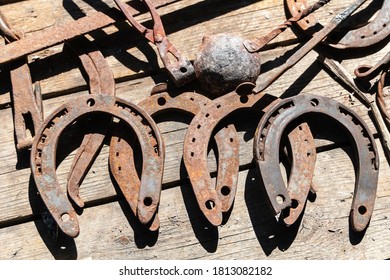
left=1, top=140, right=390, bottom=260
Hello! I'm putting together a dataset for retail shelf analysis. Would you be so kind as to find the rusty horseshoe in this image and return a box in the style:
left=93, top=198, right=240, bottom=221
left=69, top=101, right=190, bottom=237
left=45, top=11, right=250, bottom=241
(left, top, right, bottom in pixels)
left=253, top=94, right=379, bottom=232
left=184, top=83, right=316, bottom=226
left=109, top=84, right=240, bottom=230
left=285, top=0, right=390, bottom=49
left=30, top=94, right=164, bottom=237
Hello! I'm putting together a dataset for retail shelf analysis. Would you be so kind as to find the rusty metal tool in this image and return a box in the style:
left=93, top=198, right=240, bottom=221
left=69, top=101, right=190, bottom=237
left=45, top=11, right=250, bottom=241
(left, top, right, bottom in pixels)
left=30, top=94, right=164, bottom=237
left=1, top=11, right=43, bottom=151
left=254, top=94, right=379, bottom=232
left=64, top=36, right=116, bottom=209
left=253, top=0, right=369, bottom=93
left=114, top=0, right=195, bottom=87
left=183, top=83, right=316, bottom=226
left=109, top=84, right=240, bottom=230
left=285, top=0, right=390, bottom=49
left=318, top=55, right=390, bottom=160
left=0, top=0, right=176, bottom=65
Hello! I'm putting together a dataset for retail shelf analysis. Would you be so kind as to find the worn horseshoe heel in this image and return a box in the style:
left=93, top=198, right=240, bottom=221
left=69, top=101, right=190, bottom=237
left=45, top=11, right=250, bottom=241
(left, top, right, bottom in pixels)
left=31, top=95, right=163, bottom=237
left=254, top=94, right=379, bottom=232
left=184, top=83, right=316, bottom=226
left=109, top=84, right=240, bottom=230
left=285, top=0, right=390, bottom=49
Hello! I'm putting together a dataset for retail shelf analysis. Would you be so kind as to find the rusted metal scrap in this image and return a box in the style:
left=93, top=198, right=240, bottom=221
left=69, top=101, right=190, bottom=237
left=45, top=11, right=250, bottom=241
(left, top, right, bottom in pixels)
left=30, top=95, right=164, bottom=237
left=109, top=84, right=240, bottom=230
left=0, top=0, right=194, bottom=87
left=0, top=11, right=43, bottom=151
left=183, top=83, right=316, bottom=226
left=354, top=51, right=390, bottom=80
left=285, top=0, right=390, bottom=49
left=254, top=94, right=379, bottom=232
left=114, top=0, right=195, bottom=87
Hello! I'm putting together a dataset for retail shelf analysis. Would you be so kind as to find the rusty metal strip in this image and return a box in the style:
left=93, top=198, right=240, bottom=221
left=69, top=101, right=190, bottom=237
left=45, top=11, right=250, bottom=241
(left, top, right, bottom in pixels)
left=244, top=0, right=331, bottom=53
left=183, top=83, right=315, bottom=226
left=30, top=95, right=164, bottom=237
left=109, top=86, right=240, bottom=229
left=254, top=0, right=368, bottom=93
left=285, top=0, right=390, bottom=49
left=1, top=11, right=43, bottom=151
left=63, top=36, right=116, bottom=208
left=0, top=0, right=177, bottom=65
left=254, top=94, right=379, bottom=232
left=114, top=0, right=195, bottom=86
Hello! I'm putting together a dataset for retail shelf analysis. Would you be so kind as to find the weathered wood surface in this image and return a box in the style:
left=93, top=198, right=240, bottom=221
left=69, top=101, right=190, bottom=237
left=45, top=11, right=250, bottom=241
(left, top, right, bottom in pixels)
left=0, top=0, right=389, bottom=259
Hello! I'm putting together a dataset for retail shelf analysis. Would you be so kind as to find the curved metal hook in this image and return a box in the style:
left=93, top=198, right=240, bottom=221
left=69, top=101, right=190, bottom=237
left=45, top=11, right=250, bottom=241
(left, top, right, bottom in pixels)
left=285, top=0, right=390, bottom=49
left=254, top=94, right=379, bottom=232
left=184, top=83, right=316, bottom=226
left=109, top=85, right=240, bottom=230
left=30, top=95, right=164, bottom=237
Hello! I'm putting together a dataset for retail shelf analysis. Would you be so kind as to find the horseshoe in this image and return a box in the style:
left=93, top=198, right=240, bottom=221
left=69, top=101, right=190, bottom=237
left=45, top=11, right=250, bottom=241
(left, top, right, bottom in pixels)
left=109, top=84, right=240, bottom=230
left=285, top=0, right=390, bottom=49
left=183, top=83, right=316, bottom=226
left=30, top=94, right=164, bottom=237
left=253, top=94, right=379, bottom=232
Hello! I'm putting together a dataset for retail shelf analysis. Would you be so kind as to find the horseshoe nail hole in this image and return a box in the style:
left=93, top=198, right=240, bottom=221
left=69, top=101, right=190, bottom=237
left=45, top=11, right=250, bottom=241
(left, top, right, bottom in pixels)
left=205, top=200, right=215, bottom=210
left=384, top=24, right=387, bottom=28
left=298, top=125, right=303, bottom=130
left=306, top=19, right=310, bottom=24
left=190, top=152, right=194, bottom=157
left=276, top=195, right=285, bottom=205
left=180, top=67, right=187, bottom=73
left=230, top=138, right=234, bottom=143
left=361, top=35, right=365, bottom=39
left=192, top=138, right=196, bottom=143
left=118, top=166, right=122, bottom=171
left=240, top=95, right=249, bottom=103
left=205, top=113, right=210, bottom=118
left=298, top=9, right=301, bottom=13
left=197, top=124, right=201, bottom=129
left=310, top=98, right=319, bottom=107
left=291, top=199, right=299, bottom=209
left=190, top=97, right=195, bottom=101
left=157, top=97, right=166, bottom=106
left=117, top=138, right=121, bottom=143
left=61, top=213, right=70, bottom=222
left=87, top=98, right=95, bottom=107
left=358, top=205, right=367, bottom=215
left=143, top=197, right=153, bottom=207
left=116, top=151, right=119, bottom=157
left=373, top=31, right=377, bottom=35
left=216, top=104, right=221, bottom=109
left=221, top=186, right=231, bottom=196
left=307, top=152, right=311, bottom=157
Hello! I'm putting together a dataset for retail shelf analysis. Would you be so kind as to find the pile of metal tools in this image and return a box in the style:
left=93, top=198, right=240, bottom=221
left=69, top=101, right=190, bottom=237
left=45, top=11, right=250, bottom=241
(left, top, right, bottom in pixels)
left=0, top=0, right=389, bottom=240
